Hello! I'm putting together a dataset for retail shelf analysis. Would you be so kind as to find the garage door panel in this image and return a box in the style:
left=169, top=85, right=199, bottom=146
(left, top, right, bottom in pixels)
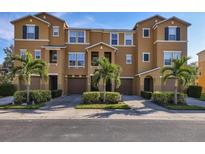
left=118, top=79, right=133, bottom=95
left=68, top=78, right=87, bottom=94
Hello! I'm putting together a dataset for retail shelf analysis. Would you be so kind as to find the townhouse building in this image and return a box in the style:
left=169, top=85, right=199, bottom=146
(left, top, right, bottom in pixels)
left=197, top=50, right=205, bottom=92
left=11, top=12, right=191, bottom=95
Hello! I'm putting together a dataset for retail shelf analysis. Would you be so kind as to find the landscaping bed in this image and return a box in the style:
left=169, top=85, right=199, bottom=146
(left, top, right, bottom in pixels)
left=75, top=102, right=130, bottom=109
left=0, top=103, right=45, bottom=109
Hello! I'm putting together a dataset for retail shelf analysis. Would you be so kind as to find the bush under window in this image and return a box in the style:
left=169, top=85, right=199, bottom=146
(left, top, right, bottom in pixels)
left=141, top=91, right=152, bottom=99
left=0, top=83, right=17, bottom=97
left=187, top=85, right=202, bottom=98
left=51, top=89, right=63, bottom=98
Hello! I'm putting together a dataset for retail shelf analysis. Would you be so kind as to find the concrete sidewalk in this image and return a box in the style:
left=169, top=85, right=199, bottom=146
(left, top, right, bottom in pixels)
left=0, top=95, right=205, bottom=121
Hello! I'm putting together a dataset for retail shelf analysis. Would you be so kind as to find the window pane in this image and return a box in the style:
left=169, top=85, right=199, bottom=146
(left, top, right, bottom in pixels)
left=143, top=29, right=149, bottom=37
left=53, top=27, right=59, bottom=36
left=126, top=54, right=132, bottom=64
left=35, top=51, right=41, bottom=59
left=50, top=50, right=57, bottom=63
left=143, top=54, right=149, bottom=61
left=125, top=33, right=133, bottom=45
left=168, top=27, right=176, bottom=40
left=91, top=52, right=99, bottom=66
left=164, top=52, right=172, bottom=65
left=78, top=31, right=84, bottom=43
left=69, top=53, right=76, bottom=66
left=126, top=40, right=132, bottom=45
left=77, top=53, right=85, bottom=66
left=70, top=31, right=77, bottom=43
left=173, top=52, right=181, bottom=59
left=27, top=26, right=35, bottom=39
left=111, top=33, right=118, bottom=45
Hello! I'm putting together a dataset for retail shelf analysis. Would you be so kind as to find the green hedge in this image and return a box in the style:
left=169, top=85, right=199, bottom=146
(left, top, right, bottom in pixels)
left=0, top=83, right=17, bottom=97
left=82, top=91, right=121, bottom=104
left=51, top=89, right=62, bottom=98
left=152, top=91, right=186, bottom=105
left=141, top=91, right=152, bottom=99
left=187, top=86, right=202, bottom=98
left=14, top=90, right=51, bottom=105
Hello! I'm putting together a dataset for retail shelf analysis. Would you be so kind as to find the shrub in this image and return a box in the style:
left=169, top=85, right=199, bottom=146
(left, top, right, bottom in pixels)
left=0, top=83, right=17, bottom=96
left=187, top=85, right=202, bottom=98
left=82, top=91, right=121, bottom=104
left=104, top=92, right=121, bottom=104
left=152, top=91, right=186, bottom=105
left=14, top=90, right=51, bottom=105
left=141, top=91, right=152, bottom=99
left=51, top=89, right=62, bottom=98
left=82, top=92, right=101, bottom=104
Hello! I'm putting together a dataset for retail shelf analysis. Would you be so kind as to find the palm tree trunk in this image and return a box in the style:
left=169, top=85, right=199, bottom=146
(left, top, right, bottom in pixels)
left=174, top=79, right=178, bottom=105
left=103, top=79, right=106, bottom=103
left=26, top=77, right=31, bottom=105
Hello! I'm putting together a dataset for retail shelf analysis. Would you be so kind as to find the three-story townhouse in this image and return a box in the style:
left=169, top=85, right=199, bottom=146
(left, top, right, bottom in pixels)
left=11, top=13, right=191, bottom=95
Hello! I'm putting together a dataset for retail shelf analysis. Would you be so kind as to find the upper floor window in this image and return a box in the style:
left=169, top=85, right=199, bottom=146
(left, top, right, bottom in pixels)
left=91, top=52, right=99, bottom=66
left=164, top=51, right=181, bottom=66
left=125, top=32, right=133, bottom=45
left=69, top=30, right=85, bottom=43
left=143, top=52, right=150, bottom=62
left=143, top=28, right=150, bottom=38
left=53, top=26, right=60, bottom=37
left=23, top=25, right=39, bottom=39
left=20, top=49, right=26, bottom=59
left=50, top=50, right=57, bottom=63
left=126, top=54, right=132, bottom=64
left=111, top=32, right=119, bottom=45
left=165, top=27, right=180, bottom=41
left=35, top=50, right=41, bottom=59
left=68, top=52, right=85, bottom=67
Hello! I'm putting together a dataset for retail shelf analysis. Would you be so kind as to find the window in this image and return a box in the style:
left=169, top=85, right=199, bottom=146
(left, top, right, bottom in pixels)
left=111, top=32, right=119, bottom=45
left=35, top=50, right=41, bottom=59
left=125, top=32, right=133, bottom=45
left=164, top=51, right=181, bottom=66
left=69, top=30, right=85, bottom=43
left=20, top=49, right=26, bottom=59
left=143, top=52, right=150, bottom=62
left=68, top=52, right=85, bottom=67
left=168, top=27, right=177, bottom=40
left=50, top=50, right=57, bottom=63
left=126, top=54, right=132, bottom=64
left=91, top=52, right=99, bottom=66
left=143, top=28, right=150, bottom=38
left=27, top=25, right=35, bottom=39
left=53, top=26, right=60, bottom=37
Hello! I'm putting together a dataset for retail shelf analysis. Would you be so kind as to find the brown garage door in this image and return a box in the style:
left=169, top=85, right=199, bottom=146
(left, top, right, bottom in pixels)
left=68, top=78, right=87, bottom=94
left=118, top=79, right=133, bottom=95
left=20, top=76, right=40, bottom=90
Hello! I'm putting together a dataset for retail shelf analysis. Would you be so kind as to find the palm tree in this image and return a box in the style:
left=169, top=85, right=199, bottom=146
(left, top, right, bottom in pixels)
left=11, top=51, right=48, bottom=104
left=161, top=57, right=194, bottom=104
left=92, top=57, right=121, bottom=103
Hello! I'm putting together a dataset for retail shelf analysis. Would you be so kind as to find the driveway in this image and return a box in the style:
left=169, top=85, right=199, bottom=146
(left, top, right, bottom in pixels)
left=0, top=96, right=14, bottom=106
left=0, top=95, right=205, bottom=120
left=187, top=97, right=205, bottom=107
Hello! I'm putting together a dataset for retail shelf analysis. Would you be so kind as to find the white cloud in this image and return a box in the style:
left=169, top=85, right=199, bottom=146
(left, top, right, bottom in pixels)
left=71, top=16, right=95, bottom=27
left=0, top=18, right=13, bottom=41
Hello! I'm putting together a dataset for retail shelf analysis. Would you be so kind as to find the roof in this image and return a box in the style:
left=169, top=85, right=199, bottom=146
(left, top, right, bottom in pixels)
left=133, top=15, right=166, bottom=30
left=10, top=15, right=51, bottom=25
left=153, top=16, right=191, bottom=28
left=197, top=50, right=205, bottom=55
left=70, top=27, right=133, bottom=32
left=35, top=12, right=69, bottom=28
left=135, top=67, right=161, bottom=76
left=85, top=42, right=118, bottom=51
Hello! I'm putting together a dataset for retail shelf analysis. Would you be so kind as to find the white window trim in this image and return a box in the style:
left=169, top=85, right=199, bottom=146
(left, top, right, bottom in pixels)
left=124, top=32, right=133, bottom=46
left=68, top=52, right=85, bottom=68
left=110, top=32, right=119, bottom=46
left=52, top=26, right=60, bottom=37
left=26, top=24, right=35, bottom=39
left=168, top=26, right=177, bottom=41
left=126, top=54, right=132, bottom=64
left=68, top=30, right=86, bottom=44
left=163, top=51, right=182, bottom=66
left=34, top=49, right=41, bottom=59
left=142, top=28, right=150, bottom=38
left=142, top=52, right=150, bottom=62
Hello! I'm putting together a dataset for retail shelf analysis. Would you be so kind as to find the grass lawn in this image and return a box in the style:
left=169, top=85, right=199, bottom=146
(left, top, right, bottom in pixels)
left=0, top=103, right=45, bottom=109
left=75, top=102, right=130, bottom=109
left=161, top=104, right=205, bottom=110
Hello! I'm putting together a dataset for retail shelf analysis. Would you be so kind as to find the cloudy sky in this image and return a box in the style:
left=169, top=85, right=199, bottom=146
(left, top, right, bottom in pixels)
left=0, top=12, right=205, bottom=64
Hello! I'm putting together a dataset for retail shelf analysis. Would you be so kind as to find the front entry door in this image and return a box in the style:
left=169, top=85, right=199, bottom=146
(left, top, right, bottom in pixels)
left=49, top=75, right=58, bottom=90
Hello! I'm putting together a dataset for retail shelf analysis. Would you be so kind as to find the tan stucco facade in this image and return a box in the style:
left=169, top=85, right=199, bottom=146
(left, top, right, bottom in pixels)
left=197, top=51, right=205, bottom=93
left=11, top=13, right=190, bottom=95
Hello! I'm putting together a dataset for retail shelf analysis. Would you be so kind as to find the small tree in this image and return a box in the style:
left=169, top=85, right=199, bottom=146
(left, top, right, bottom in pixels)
left=161, top=57, right=195, bottom=104
left=11, top=51, right=48, bottom=104
left=92, top=57, right=121, bottom=103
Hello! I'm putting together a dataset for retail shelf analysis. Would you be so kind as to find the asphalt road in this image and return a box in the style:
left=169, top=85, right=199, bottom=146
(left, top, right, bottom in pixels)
left=0, top=119, right=205, bottom=142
